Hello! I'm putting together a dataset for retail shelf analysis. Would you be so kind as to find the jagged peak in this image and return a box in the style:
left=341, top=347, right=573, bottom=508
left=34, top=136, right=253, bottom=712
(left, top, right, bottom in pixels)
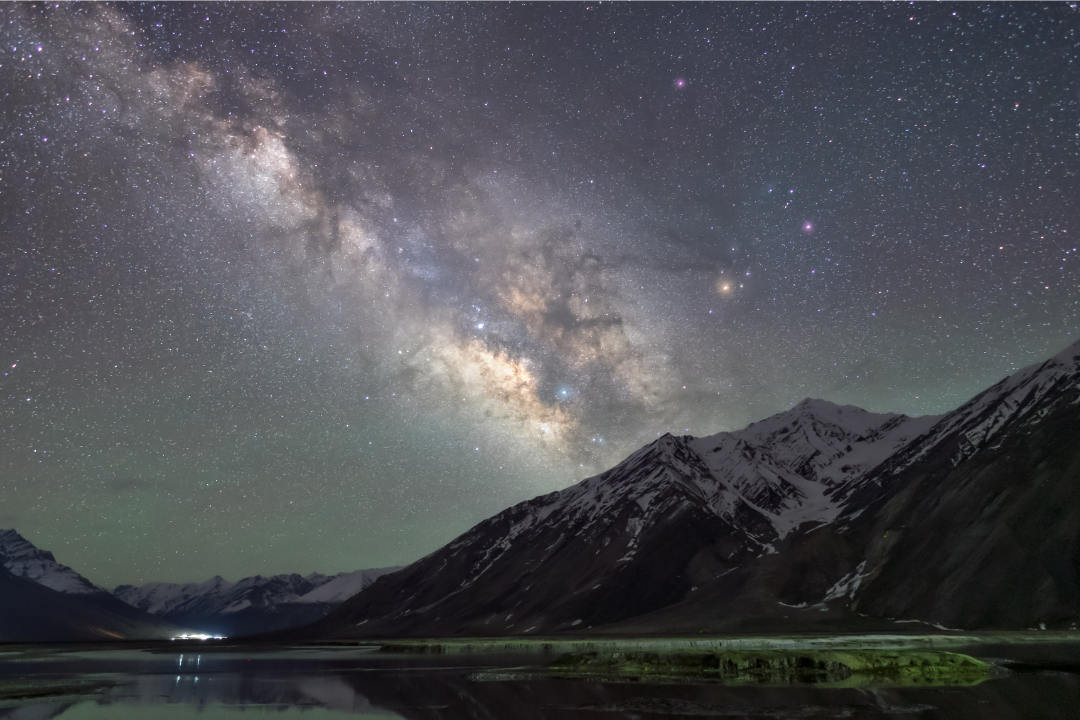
left=0, top=529, right=60, bottom=564
left=654, top=431, right=688, bottom=446
left=0, top=528, right=106, bottom=596
left=113, top=565, right=398, bottom=618
left=0, top=528, right=36, bottom=550
left=720, top=399, right=912, bottom=450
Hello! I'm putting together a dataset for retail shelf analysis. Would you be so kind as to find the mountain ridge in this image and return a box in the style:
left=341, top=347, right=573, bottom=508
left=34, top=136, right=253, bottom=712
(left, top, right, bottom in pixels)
left=113, top=566, right=402, bottom=636
left=0, top=528, right=109, bottom=596
left=294, top=337, right=1080, bottom=638
left=0, top=527, right=402, bottom=639
left=291, top=396, right=941, bottom=637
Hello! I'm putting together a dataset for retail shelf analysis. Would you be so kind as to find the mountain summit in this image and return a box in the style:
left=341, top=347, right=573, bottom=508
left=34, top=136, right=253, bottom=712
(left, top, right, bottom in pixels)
left=300, top=338, right=1080, bottom=637
left=0, top=528, right=108, bottom=596
left=296, top=399, right=938, bottom=637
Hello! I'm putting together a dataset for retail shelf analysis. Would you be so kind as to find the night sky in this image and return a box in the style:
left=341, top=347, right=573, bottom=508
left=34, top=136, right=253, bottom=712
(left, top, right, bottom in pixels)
left=2, top=2, right=1078, bottom=588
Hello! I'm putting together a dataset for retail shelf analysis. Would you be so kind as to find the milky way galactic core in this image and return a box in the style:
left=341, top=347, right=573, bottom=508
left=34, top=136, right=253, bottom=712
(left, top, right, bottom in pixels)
left=2, top=3, right=1077, bottom=586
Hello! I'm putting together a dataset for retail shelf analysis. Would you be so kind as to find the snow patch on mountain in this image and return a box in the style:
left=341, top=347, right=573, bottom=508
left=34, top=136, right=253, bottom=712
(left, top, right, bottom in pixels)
left=824, top=561, right=868, bottom=601
left=296, top=567, right=401, bottom=604
left=691, top=400, right=940, bottom=536
left=945, top=341, right=1080, bottom=463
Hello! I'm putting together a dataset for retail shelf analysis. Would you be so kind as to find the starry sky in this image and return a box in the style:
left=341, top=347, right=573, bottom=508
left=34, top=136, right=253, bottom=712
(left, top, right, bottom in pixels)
left=2, top=2, right=1078, bottom=588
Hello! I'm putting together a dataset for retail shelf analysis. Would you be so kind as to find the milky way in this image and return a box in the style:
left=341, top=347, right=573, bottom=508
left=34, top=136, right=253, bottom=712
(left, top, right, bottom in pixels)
left=2, top=3, right=1078, bottom=587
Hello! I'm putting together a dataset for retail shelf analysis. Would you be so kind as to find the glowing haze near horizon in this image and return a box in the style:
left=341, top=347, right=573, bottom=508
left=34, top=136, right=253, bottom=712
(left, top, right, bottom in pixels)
left=2, top=3, right=1078, bottom=588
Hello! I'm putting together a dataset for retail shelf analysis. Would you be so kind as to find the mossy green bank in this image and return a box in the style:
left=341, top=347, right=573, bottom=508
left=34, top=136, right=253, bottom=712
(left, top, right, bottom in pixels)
left=548, top=649, right=991, bottom=687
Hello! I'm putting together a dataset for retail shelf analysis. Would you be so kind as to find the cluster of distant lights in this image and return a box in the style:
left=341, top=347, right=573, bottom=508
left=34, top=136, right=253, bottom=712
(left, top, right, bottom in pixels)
left=171, top=633, right=227, bottom=640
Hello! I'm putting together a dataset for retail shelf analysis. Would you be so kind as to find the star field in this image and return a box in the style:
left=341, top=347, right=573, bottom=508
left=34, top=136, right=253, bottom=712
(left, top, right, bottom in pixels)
left=1, top=2, right=1078, bottom=587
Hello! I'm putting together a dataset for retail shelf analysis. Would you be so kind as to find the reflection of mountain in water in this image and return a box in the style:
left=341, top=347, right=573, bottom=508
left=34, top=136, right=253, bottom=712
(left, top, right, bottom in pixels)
left=115, top=672, right=397, bottom=717
left=5, top=645, right=1080, bottom=720
left=0, top=649, right=401, bottom=719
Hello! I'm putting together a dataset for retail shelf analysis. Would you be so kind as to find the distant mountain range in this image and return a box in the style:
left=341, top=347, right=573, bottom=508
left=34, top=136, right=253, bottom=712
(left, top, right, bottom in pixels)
left=296, top=337, right=1080, bottom=638
left=114, top=566, right=400, bottom=636
left=0, top=528, right=399, bottom=640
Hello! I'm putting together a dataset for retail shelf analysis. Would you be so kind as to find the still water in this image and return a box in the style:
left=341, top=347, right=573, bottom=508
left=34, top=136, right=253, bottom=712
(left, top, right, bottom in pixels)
left=1, top=641, right=1079, bottom=719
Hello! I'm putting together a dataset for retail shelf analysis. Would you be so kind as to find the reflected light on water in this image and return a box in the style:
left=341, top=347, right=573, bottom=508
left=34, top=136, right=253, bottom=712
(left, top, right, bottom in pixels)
left=50, top=704, right=397, bottom=719
left=3, top=643, right=1080, bottom=720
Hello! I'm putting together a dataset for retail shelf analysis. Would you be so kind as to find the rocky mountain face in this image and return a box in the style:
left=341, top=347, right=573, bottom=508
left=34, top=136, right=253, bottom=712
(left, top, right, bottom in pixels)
left=298, top=396, right=937, bottom=637
left=0, top=528, right=108, bottom=596
left=304, top=338, right=1080, bottom=638
left=0, top=566, right=171, bottom=642
left=0, top=530, right=187, bottom=641
left=836, top=339, right=1080, bottom=629
left=114, top=567, right=400, bottom=636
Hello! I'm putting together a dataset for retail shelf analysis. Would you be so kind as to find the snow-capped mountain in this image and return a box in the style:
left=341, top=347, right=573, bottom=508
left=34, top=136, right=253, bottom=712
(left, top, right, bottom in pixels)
left=0, top=530, right=191, bottom=641
left=115, top=568, right=401, bottom=616
left=840, top=338, right=1080, bottom=506
left=300, top=337, right=1080, bottom=638
left=296, top=568, right=396, bottom=604
left=114, top=575, right=238, bottom=617
left=115, top=572, right=331, bottom=617
left=114, top=566, right=401, bottom=636
left=0, top=528, right=107, bottom=596
left=297, top=397, right=940, bottom=638
left=0, top=565, right=185, bottom=642
left=690, top=399, right=939, bottom=538
left=0, top=527, right=401, bottom=638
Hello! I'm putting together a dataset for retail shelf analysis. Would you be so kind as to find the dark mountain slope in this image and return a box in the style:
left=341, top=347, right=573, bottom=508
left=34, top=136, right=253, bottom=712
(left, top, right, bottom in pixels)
left=299, top=436, right=767, bottom=637
left=299, top=402, right=932, bottom=639
left=0, top=565, right=186, bottom=642
left=844, top=341, right=1080, bottom=629
left=295, top=338, right=1080, bottom=638
left=0, top=529, right=193, bottom=641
